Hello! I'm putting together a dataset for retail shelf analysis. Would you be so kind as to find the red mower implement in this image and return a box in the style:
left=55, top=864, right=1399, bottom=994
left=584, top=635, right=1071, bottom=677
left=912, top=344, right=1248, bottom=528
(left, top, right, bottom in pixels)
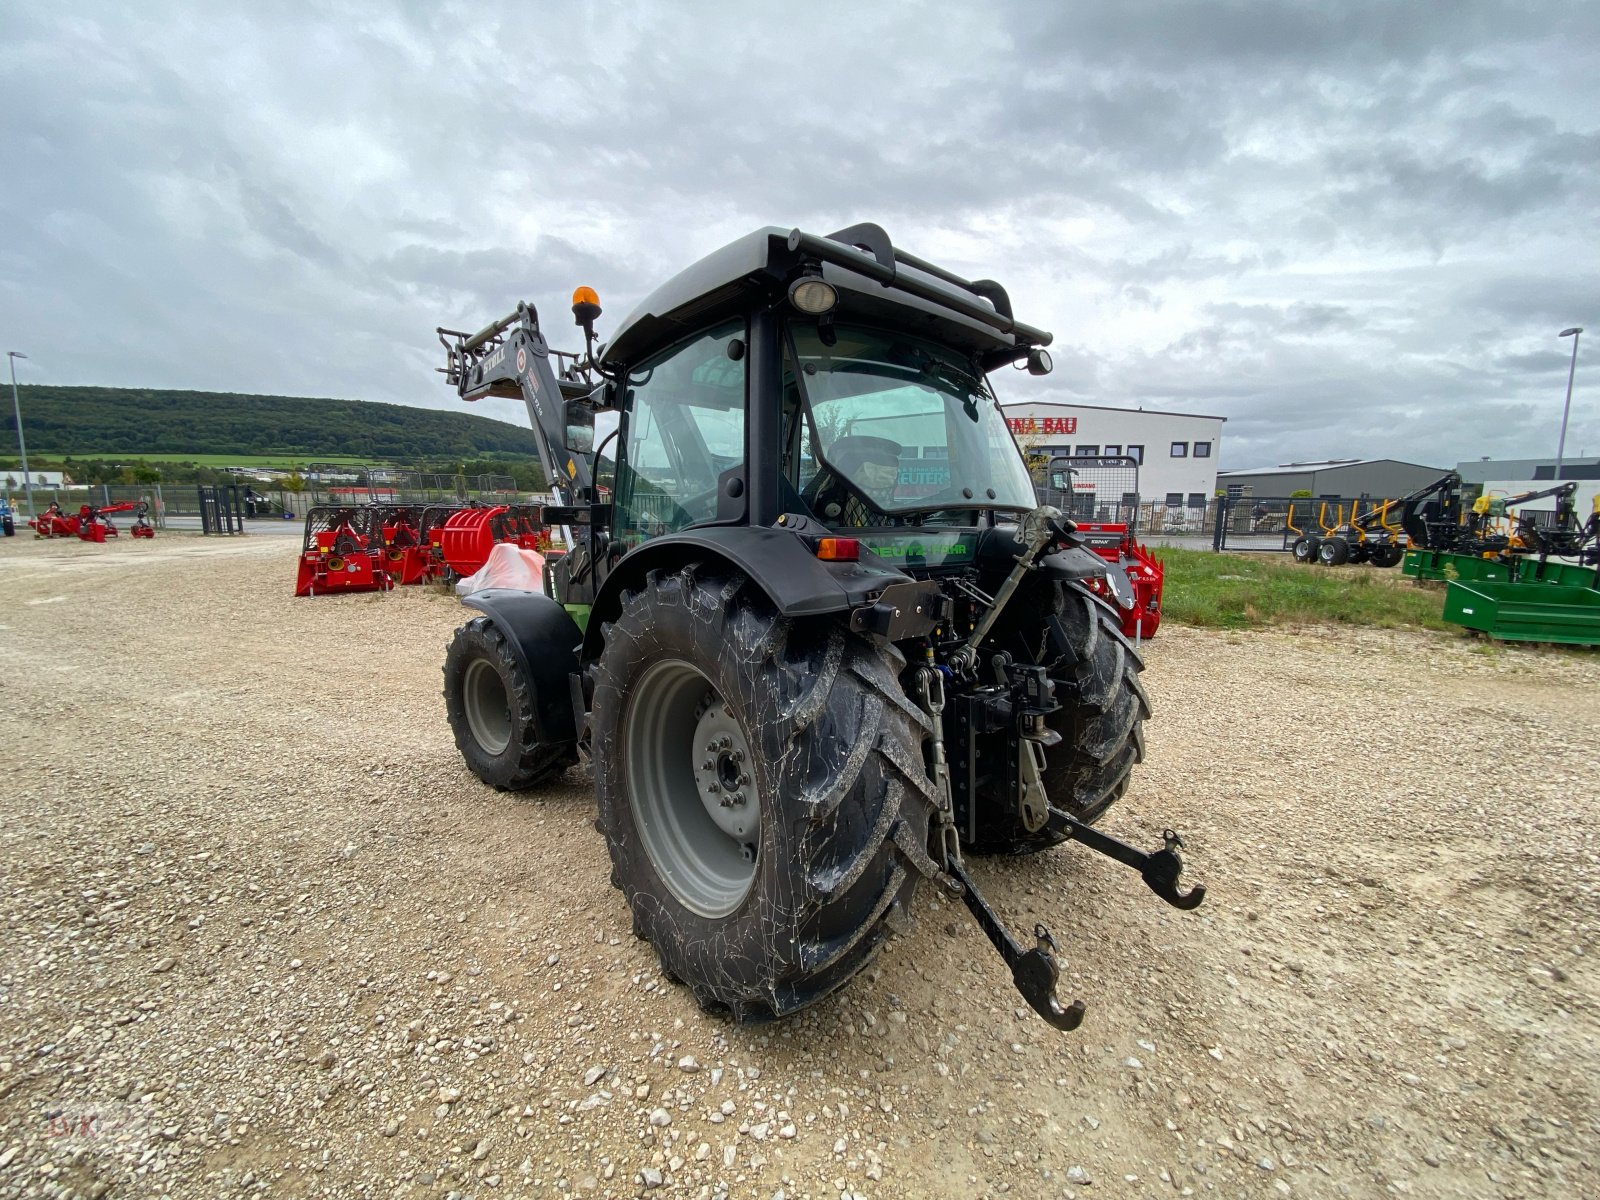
left=294, top=507, right=392, bottom=596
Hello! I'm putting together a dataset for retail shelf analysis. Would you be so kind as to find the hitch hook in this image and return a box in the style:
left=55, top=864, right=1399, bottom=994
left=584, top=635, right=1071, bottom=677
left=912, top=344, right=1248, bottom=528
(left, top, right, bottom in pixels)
left=1142, top=829, right=1207, bottom=910
left=1044, top=808, right=1207, bottom=911
left=951, top=861, right=1086, bottom=1032
left=1011, top=924, right=1086, bottom=1032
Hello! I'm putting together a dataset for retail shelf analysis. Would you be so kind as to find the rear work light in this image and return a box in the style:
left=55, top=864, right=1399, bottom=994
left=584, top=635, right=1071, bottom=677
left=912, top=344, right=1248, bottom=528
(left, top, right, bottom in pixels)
left=815, top=537, right=860, bottom=561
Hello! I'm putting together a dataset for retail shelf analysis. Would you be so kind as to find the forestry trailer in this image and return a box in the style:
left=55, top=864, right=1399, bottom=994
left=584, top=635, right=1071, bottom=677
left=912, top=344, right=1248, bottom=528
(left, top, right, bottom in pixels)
left=435, top=225, right=1204, bottom=1030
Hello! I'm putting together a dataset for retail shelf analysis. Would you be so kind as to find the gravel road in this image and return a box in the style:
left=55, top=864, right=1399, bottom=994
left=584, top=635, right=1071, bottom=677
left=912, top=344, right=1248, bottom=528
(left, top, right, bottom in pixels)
left=1, top=534, right=1595, bottom=1200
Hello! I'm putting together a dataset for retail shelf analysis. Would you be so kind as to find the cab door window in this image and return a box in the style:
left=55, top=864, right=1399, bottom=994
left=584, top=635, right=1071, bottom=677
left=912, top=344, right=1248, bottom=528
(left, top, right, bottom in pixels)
left=614, top=321, right=745, bottom=546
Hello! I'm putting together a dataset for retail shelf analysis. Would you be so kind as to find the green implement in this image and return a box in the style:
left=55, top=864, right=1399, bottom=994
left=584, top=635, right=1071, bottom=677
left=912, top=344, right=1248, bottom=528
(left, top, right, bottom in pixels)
left=1442, top=579, right=1600, bottom=645
left=1403, top=549, right=1515, bottom=583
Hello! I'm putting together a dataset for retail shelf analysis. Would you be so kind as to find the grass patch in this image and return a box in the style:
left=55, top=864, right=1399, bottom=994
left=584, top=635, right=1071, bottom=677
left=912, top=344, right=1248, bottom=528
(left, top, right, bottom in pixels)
left=1158, top=547, right=1449, bottom=632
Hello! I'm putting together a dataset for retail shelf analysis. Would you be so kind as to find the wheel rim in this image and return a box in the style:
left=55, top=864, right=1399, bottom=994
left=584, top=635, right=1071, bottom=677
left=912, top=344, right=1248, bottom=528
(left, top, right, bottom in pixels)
left=462, top=658, right=512, bottom=755
left=623, top=659, right=759, bottom=918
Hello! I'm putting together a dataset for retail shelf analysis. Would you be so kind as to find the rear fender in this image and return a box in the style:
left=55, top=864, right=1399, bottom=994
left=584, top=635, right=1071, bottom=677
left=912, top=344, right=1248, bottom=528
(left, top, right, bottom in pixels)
left=581, top=526, right=908, bottom=661
left=460, top=589, right=582, bottom=745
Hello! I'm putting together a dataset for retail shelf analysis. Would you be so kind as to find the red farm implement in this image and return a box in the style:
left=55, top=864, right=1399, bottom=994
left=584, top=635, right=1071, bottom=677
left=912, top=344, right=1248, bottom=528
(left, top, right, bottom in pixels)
left=294, top=507, right=392, bottom=596
left=371, top=505, right=433, bottom=586
left=77, top=501, right=149, bottom=543
left=1036, top=456, right=1164, bottom=640
left=29, top=501, right=154, bottom=542
left=30, top=502, right=78, bottom=538
left=436, top=504, right=550, bottom=577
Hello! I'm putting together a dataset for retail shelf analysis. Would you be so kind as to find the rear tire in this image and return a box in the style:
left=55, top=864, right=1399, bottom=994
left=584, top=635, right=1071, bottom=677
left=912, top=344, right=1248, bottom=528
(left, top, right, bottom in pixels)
left=968, top=582, right=1151, bottom=855
left=1292, top=536, right=1317, bottom=563
left=1318, top=537, right=1350, bottom=566
left=2, top=515, right=13, bottom=537
left=443, top=617, right=573, bottom=790
left=591, top=564, right=935, bottom=1021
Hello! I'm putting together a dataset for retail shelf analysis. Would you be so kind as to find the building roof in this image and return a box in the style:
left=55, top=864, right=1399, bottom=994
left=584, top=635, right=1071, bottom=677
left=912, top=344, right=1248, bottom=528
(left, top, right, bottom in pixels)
left=999, top=400, right=1228, bottom=422
left=1216, top=458, right=1442, bottom=477
left=1456, top=456, right=1600, bottom=484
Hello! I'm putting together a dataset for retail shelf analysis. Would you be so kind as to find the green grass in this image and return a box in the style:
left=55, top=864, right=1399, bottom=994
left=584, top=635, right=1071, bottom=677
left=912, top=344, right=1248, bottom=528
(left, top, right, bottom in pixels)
left=1159, top=548, right=1450, bottom=632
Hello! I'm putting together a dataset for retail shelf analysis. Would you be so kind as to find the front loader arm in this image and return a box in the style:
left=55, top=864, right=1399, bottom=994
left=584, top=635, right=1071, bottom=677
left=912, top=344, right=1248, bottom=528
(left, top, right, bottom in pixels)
left=438, top=302, right=596, bottom=502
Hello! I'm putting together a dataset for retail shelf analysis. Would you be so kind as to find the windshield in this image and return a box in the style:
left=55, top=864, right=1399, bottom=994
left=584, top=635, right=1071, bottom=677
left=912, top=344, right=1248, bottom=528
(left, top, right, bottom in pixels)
left=788, top=323, right=1036, bottom=518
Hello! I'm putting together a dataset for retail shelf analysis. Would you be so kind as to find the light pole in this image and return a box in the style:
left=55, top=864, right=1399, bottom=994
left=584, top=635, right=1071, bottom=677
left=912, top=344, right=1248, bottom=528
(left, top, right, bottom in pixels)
left=1555, top=327, right=1582, bottom=480
left=6, top=350, right=32, bottom=520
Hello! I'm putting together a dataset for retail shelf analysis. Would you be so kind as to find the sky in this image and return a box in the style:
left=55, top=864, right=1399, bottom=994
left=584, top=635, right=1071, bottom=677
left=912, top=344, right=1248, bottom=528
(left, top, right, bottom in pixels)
left=2, top=1, right=1596, bottom=471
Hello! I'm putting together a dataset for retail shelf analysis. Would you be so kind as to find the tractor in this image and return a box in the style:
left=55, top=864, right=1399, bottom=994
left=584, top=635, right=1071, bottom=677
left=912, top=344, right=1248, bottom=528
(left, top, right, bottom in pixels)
left=435, top=225, right=1203, bottom=1030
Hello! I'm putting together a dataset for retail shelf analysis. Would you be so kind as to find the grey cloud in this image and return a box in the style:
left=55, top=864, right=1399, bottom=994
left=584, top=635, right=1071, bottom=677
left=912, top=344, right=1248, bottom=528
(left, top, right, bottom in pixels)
left=0, top=0, right=1594, bottom=471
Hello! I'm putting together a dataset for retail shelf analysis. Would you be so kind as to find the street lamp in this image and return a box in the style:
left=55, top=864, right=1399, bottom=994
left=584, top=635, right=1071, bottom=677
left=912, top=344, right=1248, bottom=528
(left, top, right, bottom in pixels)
left=1556, top=327, right=1582, bottom=480
left=6, top=350, right=32, bottom=520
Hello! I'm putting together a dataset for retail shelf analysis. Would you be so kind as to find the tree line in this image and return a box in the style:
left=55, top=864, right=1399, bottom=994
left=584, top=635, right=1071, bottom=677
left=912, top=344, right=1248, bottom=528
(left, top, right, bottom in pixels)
left=4, top=385, right=544, bottom=460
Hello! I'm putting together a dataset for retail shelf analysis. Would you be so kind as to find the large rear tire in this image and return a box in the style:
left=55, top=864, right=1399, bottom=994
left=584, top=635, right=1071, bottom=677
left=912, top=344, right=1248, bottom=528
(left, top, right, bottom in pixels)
left=443, top=617, right=574, bottom=790
left=968, top=582, right=1150, bottom=855
left=591, top=564, right=935, bottom=1021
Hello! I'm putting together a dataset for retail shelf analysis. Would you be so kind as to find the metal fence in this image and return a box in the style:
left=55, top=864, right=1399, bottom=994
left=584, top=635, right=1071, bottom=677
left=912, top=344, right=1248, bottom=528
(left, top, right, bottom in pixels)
left=1209, top=494, right=1418, bottom=552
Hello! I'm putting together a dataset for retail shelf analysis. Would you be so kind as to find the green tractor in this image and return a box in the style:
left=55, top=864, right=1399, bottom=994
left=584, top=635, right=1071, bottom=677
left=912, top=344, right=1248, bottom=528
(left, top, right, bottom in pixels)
left=436, top=225, right=1203, bottom=1029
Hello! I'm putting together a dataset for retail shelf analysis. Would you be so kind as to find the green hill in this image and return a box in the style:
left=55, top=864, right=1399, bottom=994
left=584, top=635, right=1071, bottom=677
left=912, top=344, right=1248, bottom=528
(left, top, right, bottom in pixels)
left=4, top=385, right=541, bottom=461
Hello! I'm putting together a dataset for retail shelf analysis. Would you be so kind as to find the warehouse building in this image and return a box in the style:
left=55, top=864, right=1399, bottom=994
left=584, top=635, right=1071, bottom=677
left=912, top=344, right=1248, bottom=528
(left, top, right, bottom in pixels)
left=999, top=401, right=1226, bottom=521
left=1456, top=456, right=1600, bottom=484
left=1215, top=458, right=1445, bottom=499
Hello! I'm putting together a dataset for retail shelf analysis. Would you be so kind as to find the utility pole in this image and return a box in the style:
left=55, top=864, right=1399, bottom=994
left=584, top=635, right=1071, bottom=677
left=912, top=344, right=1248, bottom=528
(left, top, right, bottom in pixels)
left=1555, top=327, right=1582, bottom=480
left=6, top=350, right=32, bottom=520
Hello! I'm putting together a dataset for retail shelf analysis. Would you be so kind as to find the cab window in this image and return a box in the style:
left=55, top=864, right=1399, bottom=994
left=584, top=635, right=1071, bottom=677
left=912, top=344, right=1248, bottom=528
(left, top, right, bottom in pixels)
left=614, top=321, right=745, bottom=546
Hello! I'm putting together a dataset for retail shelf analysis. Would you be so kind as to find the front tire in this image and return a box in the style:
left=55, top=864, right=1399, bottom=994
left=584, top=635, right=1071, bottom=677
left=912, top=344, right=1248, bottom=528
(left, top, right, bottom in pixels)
left=443, top=617, right=573, bottom=790
left=591, top=564, right=935, bottom=1021
left=1292, top=536, right=1317, bottom=563
left=969, top=582, right=1151, bottom=854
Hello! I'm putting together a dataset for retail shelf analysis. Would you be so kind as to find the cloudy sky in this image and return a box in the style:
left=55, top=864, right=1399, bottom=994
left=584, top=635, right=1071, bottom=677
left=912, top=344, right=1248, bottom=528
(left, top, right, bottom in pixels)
left=3, top=1, right=1596, bottom=470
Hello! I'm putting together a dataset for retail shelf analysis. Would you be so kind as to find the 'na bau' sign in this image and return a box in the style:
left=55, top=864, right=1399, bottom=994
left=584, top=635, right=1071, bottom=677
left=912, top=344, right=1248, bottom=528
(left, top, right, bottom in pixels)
left=1005, top=416, right=1078, bottom=435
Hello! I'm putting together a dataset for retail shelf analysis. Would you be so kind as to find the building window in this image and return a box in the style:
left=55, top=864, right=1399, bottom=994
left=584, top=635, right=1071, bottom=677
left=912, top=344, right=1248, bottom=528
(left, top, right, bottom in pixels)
left=1126, top=444, right=1144, bottom=464
left=1193, top=441, right=1212, bottom=458
left=1164, top=492, right=1183, bottom=507
left=1103, top=444, right=1121, bottom=456
left=1075, top=445, right=1099, bottom=456
left=1187, top=492, right=1207, bottom=509
left=1170, top=442, right=1188, bottom=458
left=1226, top=484, right=1244, bottom=498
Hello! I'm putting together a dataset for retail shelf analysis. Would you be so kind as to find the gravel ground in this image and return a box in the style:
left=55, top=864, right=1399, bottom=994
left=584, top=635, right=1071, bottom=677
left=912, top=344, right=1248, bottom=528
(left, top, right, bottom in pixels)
left=1, top=533, right=1596, bottom=1200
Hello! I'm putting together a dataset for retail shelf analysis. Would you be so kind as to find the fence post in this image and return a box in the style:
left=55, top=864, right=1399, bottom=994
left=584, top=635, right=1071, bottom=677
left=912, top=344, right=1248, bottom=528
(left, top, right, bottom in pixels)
left=1212, top=495, right=1229, bottom=551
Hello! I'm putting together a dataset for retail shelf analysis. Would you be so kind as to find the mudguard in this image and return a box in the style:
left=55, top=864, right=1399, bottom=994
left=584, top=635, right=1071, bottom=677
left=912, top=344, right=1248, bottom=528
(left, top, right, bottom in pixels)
left=461, top=588, right=582, bottom=746
left=581, top=526, right=909, bottom=661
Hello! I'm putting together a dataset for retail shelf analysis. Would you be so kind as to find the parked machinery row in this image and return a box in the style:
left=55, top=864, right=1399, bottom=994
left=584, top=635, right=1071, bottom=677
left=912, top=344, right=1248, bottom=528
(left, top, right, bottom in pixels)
left=1285, top=473, right=1463, bottom=568
left=28, top=500, right=155, bottom=542
left=293, top=502, right=554, bottom=596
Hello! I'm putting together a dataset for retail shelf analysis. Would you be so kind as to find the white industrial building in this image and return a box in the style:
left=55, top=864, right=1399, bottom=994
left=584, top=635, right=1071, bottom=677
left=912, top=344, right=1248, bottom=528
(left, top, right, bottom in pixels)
left=1000, top=401, right=1226, bottom=515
